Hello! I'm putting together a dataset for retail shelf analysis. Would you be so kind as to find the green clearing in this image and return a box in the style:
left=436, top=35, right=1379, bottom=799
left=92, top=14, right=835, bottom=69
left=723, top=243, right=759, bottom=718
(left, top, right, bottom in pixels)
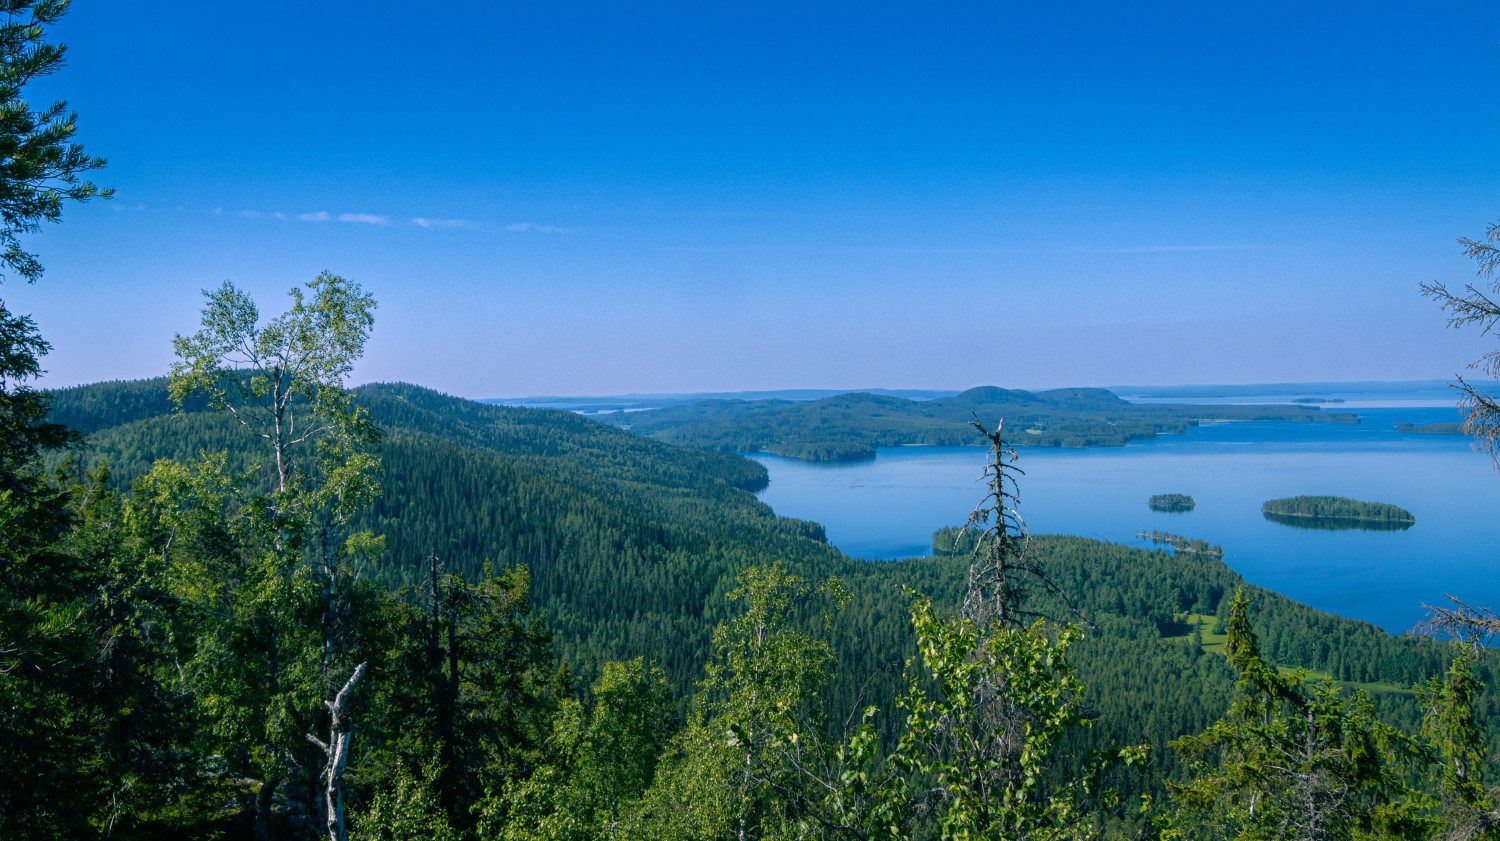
left=1165, top=613, right=1415, bottom=696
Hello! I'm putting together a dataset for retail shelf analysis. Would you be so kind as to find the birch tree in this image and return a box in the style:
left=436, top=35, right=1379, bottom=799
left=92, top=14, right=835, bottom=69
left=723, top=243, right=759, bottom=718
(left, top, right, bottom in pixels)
left=166, top=273, right=381, bottom=841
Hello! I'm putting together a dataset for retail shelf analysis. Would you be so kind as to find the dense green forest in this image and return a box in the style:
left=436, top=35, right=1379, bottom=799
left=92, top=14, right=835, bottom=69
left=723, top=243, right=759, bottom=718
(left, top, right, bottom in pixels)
left=1148, top=493, right=1196, bottom=513
left=18, top=365, right=1497, bottom=840
left=1261, top=495, right=1418, bottom=531
left=595, top=386, right=1357, bottom=461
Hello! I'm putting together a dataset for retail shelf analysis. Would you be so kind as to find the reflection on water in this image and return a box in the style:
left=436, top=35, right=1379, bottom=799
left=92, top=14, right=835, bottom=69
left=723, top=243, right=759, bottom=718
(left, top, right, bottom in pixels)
left=1260, top=512, right=1415, bottom=532
left=751, top=406, right=1500, bottom=634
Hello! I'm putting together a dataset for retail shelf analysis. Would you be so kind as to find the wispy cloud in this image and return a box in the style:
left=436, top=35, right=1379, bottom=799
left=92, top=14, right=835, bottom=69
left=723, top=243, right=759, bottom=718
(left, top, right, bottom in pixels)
left=412, top=217, right=477, bottom=230
left=337, top=212, right=390, bottom=225
left=829, top=246, right=1026, bottom=255
left=217, top=206, right=554, bottom=232
left=296, top=210, right=389, bottom=224
left=1083, top=244, right=1263, bottom=255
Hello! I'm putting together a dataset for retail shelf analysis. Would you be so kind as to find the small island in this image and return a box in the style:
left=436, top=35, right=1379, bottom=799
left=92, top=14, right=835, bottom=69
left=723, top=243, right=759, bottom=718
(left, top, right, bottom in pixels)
left=1137, top=530, right=1223, bottom=559
left=1395, top=421, right=1464, bottom=435
left=1148, top=493, right=1196, bottom=513
left=1261, top=495, right=1415, bottom=531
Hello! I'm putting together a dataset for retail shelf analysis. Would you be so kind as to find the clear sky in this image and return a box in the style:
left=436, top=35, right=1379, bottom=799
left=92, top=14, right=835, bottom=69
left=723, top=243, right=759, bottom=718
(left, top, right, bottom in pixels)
left=5, top=1, right=1500, bottom=398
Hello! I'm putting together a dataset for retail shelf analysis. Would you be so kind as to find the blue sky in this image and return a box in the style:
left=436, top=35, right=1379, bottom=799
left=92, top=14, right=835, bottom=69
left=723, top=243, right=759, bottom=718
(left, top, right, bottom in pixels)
left=5, top=1, right=1500, bottom=397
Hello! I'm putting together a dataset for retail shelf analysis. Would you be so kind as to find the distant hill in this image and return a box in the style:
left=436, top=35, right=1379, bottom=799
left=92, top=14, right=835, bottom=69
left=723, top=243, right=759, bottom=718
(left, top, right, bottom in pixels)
left=595, top=385, right=1358, bottom=461
left=484, top=387, right=958, bottom=414
left=46, top=376, right=188, bottom=432
left=1111, top=379, right=1499, bottom=402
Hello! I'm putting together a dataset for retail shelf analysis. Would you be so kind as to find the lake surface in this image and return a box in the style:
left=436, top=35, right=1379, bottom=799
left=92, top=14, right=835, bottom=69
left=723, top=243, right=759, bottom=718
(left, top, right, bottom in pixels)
left=750, top=404, right=1500, bottom=634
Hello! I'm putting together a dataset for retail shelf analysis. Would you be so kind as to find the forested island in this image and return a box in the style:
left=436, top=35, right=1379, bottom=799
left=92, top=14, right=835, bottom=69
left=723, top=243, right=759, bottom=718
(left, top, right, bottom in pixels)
left=1149, top=493, right=1196, bottom=512
left=1261, top=495, right=1417, bottom=531
left=1137, top=531, right=1224, bottom=559
left=1397, top=421, right=1466, bottom=435
left=599, top=386, right=1358, bottom=461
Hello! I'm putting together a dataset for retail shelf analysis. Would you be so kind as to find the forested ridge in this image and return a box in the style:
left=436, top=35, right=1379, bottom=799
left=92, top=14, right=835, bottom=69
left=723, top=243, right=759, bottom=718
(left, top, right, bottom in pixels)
left=597, top=385, right=1358, bottom=461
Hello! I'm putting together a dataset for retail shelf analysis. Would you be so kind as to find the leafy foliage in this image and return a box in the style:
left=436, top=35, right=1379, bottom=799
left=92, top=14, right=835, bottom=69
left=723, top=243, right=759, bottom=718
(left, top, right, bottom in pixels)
left=624, top=564, right=858, bottom=840
left=892, top=598, right=1115, bottom=839
left=147, top=275, right=386, bottom=841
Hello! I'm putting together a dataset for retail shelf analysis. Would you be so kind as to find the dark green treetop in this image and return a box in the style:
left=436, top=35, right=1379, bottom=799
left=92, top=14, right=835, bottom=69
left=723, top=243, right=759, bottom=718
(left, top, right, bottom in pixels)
left=0, top=0, right=111, bottom=284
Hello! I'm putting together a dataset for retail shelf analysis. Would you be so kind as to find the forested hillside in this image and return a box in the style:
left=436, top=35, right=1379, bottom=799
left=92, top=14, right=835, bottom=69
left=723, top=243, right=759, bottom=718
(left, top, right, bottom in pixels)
left=62, top=379, right=1459, bottom=691
left=40, top=373, right=1498, bottom=839
left=69, top=379, right=842, bottom=691
left=598, top=385, right=1359, bottom=460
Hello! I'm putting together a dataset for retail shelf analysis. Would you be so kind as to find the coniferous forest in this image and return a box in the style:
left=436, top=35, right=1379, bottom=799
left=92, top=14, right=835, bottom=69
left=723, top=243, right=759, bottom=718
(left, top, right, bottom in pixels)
left=7, top=4, right=1500, bottom=840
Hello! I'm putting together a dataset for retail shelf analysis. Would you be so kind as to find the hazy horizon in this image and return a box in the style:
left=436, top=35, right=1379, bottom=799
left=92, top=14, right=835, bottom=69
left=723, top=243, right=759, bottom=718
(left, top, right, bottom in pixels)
left=485, top=378, right=1481, bottom=405
left=40, top=376, right=1488, bottom=407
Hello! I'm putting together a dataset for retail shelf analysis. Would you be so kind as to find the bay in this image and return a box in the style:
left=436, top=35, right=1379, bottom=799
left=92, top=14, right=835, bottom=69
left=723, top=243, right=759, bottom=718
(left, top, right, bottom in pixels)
left=750, top=405, right=1500, bottom=634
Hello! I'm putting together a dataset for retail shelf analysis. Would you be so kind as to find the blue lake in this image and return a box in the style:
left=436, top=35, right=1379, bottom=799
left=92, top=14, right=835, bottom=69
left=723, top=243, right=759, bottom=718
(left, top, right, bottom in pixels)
left=750, top=405, right=1500, bottom=635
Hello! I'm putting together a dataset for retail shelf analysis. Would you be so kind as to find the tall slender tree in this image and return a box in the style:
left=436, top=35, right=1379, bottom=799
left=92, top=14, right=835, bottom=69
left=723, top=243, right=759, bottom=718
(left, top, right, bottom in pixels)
left=888, top=419, right=1141, bottom=840
left=1419, top=645, right=1500, bottom=840
left=165, top=273, right=381, bottom=841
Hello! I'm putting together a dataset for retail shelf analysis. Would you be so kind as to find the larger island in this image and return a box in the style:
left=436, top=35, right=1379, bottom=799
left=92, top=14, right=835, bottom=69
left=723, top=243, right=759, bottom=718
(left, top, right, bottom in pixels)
left=597, top=386, right=1358, bottom=461
left=1261, top=495, right=1416, bottom=531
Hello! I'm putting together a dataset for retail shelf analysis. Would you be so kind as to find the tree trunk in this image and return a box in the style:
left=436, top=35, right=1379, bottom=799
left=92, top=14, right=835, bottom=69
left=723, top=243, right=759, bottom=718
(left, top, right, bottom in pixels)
left=308, top=663, right=366, bottom=841
left=254, top=772, right=282, bottom=841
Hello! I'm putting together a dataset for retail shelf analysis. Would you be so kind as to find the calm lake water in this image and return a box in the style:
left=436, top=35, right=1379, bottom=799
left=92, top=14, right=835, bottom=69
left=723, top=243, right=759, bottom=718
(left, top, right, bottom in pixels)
left=750, top=405, right=1500, bottom=634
